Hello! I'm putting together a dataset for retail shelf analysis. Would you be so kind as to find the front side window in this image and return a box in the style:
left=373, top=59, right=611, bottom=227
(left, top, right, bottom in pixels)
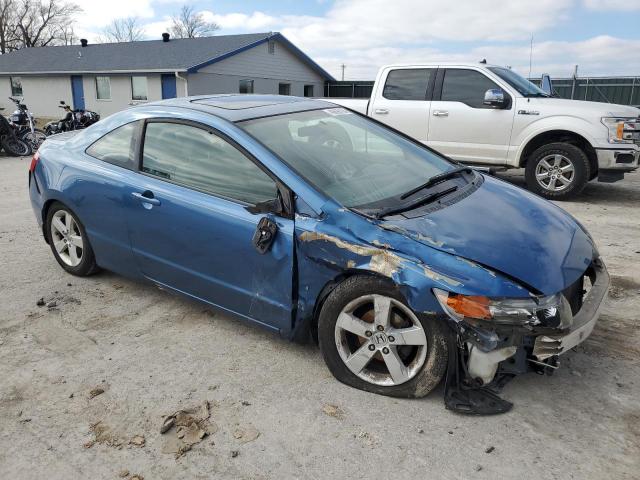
left=239, top=79, right=254, bottom=94
left=240, top=108, right=452, bottom=209
left=86, top=121, right=138, bottom=169
left=279, top=83, right=291, bottom=95
left=304, top=85, right=314, bottom=97
left=10, top=76, right=22, bottom=96
left=131, top=76, right=148, bottom=101
left=440, top=69, right=500, bottom=108
left=142, top=122, right=277, bottom=205
left=95, top=76, right=111, bottom=100
left=383, top=69, right=434, bottom=100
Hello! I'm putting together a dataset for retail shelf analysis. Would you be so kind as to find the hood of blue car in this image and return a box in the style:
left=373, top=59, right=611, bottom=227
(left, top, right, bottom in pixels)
left=381, top=175, right=595, bottom=296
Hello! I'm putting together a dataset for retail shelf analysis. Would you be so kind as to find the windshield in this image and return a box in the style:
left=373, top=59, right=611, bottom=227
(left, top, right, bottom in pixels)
left=488, top=67, right=549, bottom=97
left=239, top=108, right=454, bottom=209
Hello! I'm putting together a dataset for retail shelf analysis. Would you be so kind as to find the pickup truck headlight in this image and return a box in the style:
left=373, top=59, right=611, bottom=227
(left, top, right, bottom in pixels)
left=601, top=117, right=638, bottom=144
left=433, top=288, right=571, bottom=327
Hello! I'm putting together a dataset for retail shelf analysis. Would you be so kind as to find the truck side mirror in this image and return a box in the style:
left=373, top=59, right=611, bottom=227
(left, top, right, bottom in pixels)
left=483, top=89, right=507, bottom=108
left=540, top=74, right=553, bottom=95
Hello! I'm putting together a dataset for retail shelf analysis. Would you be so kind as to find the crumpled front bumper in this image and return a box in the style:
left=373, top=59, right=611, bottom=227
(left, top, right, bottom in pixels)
left=533, top=259, right=610, bottom=360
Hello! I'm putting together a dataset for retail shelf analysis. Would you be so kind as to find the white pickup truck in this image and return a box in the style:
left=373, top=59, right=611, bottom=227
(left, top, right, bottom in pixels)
left=331, top=63, right=640, bottom=199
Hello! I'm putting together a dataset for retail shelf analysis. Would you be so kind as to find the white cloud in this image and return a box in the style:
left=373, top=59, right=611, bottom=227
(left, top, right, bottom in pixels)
left=583, top=0, right=640, bottom=10
left=201, top=11, right=277, bottom=31
left=73, top=0, right=156, bottom=29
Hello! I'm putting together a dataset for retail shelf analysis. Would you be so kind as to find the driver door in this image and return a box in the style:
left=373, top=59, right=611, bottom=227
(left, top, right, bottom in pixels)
left=124, top=119, right=295, bottom=332
left=427, top=68, right=515, bottom=164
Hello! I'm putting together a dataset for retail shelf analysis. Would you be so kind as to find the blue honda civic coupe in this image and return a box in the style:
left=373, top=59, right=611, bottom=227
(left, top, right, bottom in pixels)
left=28, top=95, right=609, bottom=414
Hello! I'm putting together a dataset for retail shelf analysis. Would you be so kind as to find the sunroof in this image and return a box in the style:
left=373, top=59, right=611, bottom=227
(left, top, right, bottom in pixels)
left=191, top=95, right=302, bottom=110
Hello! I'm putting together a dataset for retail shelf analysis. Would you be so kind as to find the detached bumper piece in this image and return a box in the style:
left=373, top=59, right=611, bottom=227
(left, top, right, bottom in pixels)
left=443, top=329, right=513, bottom=415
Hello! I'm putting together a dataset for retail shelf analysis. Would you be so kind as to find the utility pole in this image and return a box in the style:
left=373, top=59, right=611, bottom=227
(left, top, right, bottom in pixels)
left=528, top=34, right=533, bottom=79
left=341, top=64, right=346, bottom=81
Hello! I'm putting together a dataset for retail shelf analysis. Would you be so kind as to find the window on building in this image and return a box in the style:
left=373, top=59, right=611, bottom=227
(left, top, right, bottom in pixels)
left=95, top=76, right=111, bottom=100
left=382, top=69, right=434, bottom=100
left=279, top=83, right=291, bottom=95
left=304, top=85, right=314, bottom=97
left=85, top=121, right=139, bottom=169
left=141, top=122, right=278, bottom=205
left=239, top=79, right=254, bottom=94
left=131, top=76, right=148, bottom=101
left=440, top=69, right=501, bottom=108
left=268, top=39, right=275, bottom=54
left=10, top=76, right=22, bottom=96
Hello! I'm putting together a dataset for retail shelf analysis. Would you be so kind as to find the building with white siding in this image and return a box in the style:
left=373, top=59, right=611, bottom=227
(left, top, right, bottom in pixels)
left=0, top=32, right=334, bottom=118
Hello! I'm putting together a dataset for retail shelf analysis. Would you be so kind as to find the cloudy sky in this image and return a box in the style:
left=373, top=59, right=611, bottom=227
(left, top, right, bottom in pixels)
left=73, top=0, right=640, bottom=80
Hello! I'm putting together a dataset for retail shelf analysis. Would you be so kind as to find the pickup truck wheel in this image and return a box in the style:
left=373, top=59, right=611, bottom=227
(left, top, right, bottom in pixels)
left=525, top=142, right=590, bottom=200
left=317, top=276, right=448, bottom=398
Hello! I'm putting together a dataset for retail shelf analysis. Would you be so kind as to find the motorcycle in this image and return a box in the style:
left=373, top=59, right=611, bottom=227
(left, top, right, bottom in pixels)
left=44, top=100, right=100, bottom=136
left=8, top=96, right=47, bottom=154
left=0, top=106, right=30, bottom=156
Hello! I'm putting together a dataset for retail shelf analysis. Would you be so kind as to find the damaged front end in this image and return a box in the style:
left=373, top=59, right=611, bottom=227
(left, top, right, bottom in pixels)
left=434, top=258, right=609, bottom=415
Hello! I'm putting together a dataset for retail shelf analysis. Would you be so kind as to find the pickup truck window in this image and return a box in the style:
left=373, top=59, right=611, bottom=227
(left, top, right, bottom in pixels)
left=488, top=67, right=549, bottom=97
left=240, top=108, right=452, bottom=209
left=383, top=69, right=434, bottom=101
left=440, top=69, right=500, bottom=108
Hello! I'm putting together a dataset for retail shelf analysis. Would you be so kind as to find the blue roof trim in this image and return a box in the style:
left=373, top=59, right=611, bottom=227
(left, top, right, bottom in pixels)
left=186, top=32, right=335, bottom=82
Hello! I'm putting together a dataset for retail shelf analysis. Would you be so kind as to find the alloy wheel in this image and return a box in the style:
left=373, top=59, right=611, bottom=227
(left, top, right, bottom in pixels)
left=50, top=210, right=84, bottom=267
left=334, top=294, right=428, bottom=386
left=535, top=154, right=575, bottom=192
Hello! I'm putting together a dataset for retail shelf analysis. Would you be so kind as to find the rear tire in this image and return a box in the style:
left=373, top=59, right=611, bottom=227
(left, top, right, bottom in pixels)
left=318, top=275, right=448, bottom=398
left=45, top=202, right=100, bottom=276
left=525, top=142, right=590, bottom=200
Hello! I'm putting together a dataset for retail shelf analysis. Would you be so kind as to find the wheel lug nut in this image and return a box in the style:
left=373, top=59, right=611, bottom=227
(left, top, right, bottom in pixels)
left=382, top=347, right=389, bottom=354
left=376, top=325, right=384, bottom=331
left=365, top=331, right=372, bottom=337
left=388, top=336, right=395, bottom=342
left=368, top=344, right=376, bottom=351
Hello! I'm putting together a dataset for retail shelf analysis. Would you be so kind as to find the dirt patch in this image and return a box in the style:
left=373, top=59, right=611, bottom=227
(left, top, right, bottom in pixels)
left=160, top=401, right=218, bottom=458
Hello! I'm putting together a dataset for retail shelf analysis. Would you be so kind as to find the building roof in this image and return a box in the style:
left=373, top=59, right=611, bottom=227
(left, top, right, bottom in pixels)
left=0, top=32, right=335, bottom=80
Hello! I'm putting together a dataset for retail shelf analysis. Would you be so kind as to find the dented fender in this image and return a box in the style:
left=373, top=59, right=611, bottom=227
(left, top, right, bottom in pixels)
left=291, top=200, right=529, bottom=337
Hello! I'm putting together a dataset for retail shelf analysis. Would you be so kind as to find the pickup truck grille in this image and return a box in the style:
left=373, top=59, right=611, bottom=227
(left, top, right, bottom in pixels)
left=624, top=118, right=640, bottom=145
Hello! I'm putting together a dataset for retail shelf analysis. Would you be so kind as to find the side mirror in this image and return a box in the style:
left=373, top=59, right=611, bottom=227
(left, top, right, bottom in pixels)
left=60, top=100, right=66, bottom=105
left=483, top=88, right=507, bottom=108
left=540, top=74, right=553, bottom=95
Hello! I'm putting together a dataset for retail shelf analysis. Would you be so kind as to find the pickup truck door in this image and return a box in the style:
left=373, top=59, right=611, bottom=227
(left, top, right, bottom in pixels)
left=427, top=68, right=515, bottom=164
left=368, top=68, right=436, bottom=143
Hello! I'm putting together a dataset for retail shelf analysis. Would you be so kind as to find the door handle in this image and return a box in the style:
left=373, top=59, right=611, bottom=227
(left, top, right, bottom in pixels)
left=374, top=108, right=389, bottom=115
left=131, top=191, right=161, bottom=206
left=432, top=110, right=449, bottom=117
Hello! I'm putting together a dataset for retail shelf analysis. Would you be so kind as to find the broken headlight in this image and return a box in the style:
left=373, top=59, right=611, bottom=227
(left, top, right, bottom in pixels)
left=433, top=288, right=572, bottom=328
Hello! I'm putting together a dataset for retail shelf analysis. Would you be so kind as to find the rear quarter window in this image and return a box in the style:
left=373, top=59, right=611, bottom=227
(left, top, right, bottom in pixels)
left=382, top=69, right=434, bottom=100
left=86, top=121, right=139, bottom=169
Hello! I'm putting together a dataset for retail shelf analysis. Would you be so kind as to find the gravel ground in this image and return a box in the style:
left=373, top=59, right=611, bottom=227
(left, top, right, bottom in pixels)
left=1, top=155, right=639, bottom=480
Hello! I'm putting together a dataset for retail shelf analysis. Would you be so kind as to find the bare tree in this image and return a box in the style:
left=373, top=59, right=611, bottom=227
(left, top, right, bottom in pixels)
left=101, top=17, right=144, bottom=43
left=15, top=0, right=79, bottom=47
left=0, top=0, right=19, bottom=53
left=170, top=5, right=219, bottom=39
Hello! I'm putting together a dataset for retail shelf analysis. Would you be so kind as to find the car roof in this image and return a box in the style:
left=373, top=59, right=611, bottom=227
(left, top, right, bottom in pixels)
left=142, top=94, right=338, bottom=122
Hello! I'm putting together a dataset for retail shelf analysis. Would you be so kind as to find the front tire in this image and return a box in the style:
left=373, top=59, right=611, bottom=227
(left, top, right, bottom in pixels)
left=318, top=276, right=448, bottom=398
left=1, top=134, right=30, bottom=156
left=525, top=142, right=590, bottom=200
left=45, top=202, right=99, bottom=276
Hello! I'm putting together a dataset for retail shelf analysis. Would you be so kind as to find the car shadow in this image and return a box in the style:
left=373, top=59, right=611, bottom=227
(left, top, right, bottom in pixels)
left=494, top=170, right=640, bottom=208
